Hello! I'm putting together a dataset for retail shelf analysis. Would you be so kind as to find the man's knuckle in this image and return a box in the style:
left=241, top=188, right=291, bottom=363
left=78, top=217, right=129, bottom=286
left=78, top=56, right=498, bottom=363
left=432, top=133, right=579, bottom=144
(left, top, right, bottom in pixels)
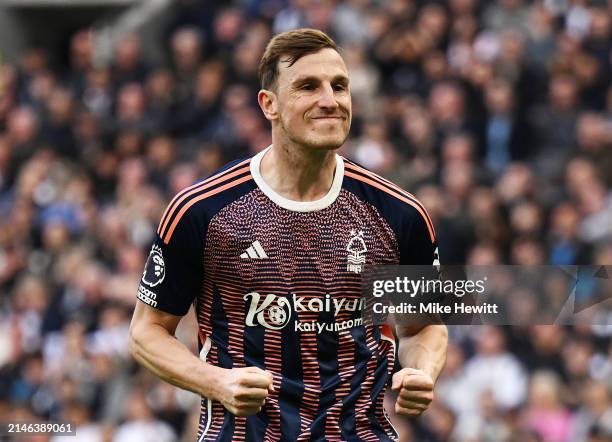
left=240, top=399, right=253, bottom=408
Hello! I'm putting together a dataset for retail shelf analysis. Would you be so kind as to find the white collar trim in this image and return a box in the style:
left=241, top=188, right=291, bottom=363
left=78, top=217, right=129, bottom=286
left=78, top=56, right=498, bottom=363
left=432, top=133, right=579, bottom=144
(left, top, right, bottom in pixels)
left=250, top=146, right=344, bottom=212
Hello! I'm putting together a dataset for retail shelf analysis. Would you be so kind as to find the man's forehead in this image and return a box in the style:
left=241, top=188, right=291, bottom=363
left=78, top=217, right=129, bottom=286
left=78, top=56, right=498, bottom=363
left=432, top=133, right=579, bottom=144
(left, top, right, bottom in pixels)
left=277, top=48, right=348, bottom=83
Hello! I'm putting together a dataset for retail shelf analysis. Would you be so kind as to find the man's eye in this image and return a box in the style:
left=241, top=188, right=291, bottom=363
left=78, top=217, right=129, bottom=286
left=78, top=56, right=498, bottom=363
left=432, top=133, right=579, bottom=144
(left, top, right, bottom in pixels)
left=300, top=84, right=315, bottom=90
left=334, top=84, right=347, bottom=91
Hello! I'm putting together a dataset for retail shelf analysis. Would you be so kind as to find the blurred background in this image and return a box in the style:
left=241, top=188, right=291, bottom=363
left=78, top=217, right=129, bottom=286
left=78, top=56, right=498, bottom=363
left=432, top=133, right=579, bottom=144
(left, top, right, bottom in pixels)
left=0, top=0, right=611, bottom=441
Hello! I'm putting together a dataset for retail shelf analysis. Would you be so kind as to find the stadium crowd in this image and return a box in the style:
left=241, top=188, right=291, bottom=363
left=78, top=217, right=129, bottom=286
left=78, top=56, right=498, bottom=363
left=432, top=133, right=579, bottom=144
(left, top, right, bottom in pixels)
left=0, top=0, right=611, bottom=440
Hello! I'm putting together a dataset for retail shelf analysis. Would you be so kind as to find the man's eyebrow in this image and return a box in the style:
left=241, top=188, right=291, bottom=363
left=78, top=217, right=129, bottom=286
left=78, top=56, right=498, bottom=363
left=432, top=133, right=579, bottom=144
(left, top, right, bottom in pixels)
left=292, top=75, right=349, bottom=85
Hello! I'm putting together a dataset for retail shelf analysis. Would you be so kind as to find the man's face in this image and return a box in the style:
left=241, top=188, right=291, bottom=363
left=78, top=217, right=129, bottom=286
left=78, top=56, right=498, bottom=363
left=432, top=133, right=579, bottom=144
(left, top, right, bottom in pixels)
left=273, top=48, right=351, bottom=150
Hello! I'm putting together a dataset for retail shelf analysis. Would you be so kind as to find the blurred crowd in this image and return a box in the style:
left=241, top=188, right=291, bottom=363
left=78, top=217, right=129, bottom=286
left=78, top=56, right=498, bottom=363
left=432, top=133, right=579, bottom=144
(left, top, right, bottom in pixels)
left=0, top=0, right=611, bottom=441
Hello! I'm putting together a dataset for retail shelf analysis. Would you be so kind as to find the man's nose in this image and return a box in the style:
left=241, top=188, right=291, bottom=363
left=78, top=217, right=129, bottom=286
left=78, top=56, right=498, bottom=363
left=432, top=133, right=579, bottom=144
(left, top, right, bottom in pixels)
left=317, top=83, right=338, bottom=109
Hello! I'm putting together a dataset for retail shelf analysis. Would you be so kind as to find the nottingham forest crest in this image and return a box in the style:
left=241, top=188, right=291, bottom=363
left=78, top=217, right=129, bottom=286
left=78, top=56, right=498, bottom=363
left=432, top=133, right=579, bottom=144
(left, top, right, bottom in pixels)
left=346, top=230, right=367, bottom=274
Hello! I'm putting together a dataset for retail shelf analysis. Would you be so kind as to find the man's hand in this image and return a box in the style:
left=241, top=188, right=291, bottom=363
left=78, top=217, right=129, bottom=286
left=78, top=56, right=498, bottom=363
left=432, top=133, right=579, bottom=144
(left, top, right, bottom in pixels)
left=214, top=367, right=275, bottom=416
left=391, top=367, right=434, bottom=417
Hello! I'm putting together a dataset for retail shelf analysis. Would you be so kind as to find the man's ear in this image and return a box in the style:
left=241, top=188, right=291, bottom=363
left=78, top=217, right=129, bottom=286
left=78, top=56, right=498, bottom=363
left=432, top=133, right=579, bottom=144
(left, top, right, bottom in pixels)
left=258, top=89, right=278, bottom=121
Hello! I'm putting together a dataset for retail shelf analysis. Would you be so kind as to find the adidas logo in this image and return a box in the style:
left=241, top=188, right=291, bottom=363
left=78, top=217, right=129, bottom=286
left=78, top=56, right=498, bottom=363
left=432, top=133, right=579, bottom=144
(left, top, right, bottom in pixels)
left=240, top=241, right=269, bottom=259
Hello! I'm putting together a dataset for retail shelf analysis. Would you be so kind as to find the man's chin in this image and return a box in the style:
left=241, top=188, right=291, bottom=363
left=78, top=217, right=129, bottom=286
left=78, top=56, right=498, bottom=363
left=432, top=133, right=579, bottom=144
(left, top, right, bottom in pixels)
left=302, top=134, right=348, bottom=150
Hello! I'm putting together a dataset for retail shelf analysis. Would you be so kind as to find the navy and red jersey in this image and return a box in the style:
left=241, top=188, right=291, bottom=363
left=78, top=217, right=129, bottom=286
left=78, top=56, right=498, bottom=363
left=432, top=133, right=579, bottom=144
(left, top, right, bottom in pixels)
left=137, top=147, right=438, bottom=442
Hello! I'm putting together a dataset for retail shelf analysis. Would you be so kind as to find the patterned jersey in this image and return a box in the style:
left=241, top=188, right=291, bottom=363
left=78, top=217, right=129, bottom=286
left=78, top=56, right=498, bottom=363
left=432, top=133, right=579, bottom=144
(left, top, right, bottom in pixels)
left=137, top=147, right=438, bottom=442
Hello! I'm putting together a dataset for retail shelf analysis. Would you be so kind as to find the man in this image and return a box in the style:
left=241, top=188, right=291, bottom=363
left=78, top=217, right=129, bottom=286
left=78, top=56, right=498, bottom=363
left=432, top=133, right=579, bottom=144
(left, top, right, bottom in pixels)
left=129, top=28, right=447, bottom=441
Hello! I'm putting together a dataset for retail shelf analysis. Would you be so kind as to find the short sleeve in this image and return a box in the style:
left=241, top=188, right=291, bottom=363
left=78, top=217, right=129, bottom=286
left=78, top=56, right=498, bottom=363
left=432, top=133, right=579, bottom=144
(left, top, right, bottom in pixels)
left=137, top=208, right=205, bottom=316
left=399, top=209, right=438, bottom=266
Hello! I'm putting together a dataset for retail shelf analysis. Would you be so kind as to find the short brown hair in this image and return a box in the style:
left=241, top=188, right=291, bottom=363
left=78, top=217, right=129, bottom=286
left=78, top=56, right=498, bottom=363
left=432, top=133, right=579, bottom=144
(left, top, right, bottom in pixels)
left=258, top=28, right=338, bottom=90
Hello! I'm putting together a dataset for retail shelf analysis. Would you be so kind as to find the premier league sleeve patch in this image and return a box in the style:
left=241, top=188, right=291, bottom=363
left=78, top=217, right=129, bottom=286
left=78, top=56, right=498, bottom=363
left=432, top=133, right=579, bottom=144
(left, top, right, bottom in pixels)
left=141, top=244, right=166, bottom=287
left=137, top=244, right=166, bottom=308
left=136, top=200, right=205, bottom=316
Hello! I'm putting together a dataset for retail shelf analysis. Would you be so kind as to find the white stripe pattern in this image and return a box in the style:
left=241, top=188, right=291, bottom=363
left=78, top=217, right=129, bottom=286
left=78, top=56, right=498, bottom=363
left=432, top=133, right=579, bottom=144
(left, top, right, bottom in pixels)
left=198, top=337, right=213, bottom=442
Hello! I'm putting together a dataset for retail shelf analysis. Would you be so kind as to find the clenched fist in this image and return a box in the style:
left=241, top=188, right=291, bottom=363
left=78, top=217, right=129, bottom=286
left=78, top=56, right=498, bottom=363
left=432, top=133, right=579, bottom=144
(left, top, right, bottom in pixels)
left=391, top=367, right=434, bottom=417
left=214, top=366, right=275, bottom=416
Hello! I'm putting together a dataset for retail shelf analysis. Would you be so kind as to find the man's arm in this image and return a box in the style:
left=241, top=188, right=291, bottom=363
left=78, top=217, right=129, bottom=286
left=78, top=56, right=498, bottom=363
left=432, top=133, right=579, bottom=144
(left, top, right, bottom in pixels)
left=128, top=301, right=221, bottom=397
left=391, top=324, right=448, bottom=416
left=129, top=302, right=273, bottom=416
left=397, top=324, right=448, bottom=381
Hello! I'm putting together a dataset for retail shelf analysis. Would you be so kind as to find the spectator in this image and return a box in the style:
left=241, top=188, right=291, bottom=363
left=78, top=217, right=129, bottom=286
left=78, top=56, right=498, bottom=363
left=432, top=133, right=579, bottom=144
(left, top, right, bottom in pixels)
left=523, top=371, right=574, bottom=442
left=111, top=33, right=149, bottom=87
left=462, top=326, right=528, bottom=411
left=113, top=389, right=176, bottom=442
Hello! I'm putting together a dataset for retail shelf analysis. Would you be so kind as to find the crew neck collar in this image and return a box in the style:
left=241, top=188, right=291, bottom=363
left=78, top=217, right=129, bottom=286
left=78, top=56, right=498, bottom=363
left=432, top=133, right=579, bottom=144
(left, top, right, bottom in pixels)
left=250, top=146, right=344, bottom=212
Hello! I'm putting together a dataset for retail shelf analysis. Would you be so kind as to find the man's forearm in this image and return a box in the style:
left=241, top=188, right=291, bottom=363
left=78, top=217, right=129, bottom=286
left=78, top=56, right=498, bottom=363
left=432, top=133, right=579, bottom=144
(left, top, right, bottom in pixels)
left=397, top=324, right=448, bottom=381
left=129, top=323, right=222, bottom=399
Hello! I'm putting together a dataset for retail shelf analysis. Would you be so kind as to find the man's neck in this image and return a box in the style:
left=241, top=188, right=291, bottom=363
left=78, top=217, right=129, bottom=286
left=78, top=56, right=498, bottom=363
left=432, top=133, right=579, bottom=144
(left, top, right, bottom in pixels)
left=259, top=141, right=337, bottom=202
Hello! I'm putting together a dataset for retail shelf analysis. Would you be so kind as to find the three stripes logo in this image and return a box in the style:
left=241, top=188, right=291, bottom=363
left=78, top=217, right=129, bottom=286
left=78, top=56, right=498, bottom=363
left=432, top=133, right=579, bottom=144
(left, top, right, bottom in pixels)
left=240, top=240, right=269, bottom=259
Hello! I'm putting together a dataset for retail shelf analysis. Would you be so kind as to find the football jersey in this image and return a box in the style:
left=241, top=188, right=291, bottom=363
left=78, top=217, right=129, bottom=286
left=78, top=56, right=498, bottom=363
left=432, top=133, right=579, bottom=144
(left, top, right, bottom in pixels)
left=137, top=146, right=437, bottom=442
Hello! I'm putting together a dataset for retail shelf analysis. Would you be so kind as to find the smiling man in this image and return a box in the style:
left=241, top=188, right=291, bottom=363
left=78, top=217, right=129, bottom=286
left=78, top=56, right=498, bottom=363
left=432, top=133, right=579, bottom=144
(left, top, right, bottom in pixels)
left=129, top=29, right=447, bottom=441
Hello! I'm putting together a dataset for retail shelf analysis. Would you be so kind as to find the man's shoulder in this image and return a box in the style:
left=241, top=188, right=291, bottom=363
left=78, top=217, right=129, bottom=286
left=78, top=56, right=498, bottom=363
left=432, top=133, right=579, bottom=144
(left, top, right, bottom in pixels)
left=204, top=156, right=253, bottom=179
left=341, top=158, right=427, bottom=215
left=344, top=158, right=436, bottom=252
left=156, top=156, right=255, bottom=244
